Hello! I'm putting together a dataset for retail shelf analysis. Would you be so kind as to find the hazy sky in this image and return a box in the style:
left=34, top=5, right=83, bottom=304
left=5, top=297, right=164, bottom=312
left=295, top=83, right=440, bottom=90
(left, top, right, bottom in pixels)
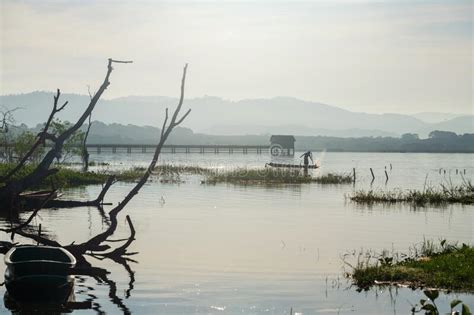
left=1, top=0, right=472, bottom=114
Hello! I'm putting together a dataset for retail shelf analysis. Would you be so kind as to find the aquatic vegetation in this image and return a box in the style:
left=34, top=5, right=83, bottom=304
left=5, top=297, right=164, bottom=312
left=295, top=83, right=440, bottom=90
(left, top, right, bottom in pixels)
left=205, top=167, right=353, bottom=184
left=205, top=168, right=312, bottom=184
left=350, top=181, right=474, bottom=205
left=0, top=163, right=144, bottom=188
left=347, top=240, right=474, bottom=292
left=0, top=162, right=216, bottom=188
left=154, top=163, right=212, bottom=175
left=87, top=161, right=110, bottom=166
left=0, top=163, right=108, bottom=188
left=312, top=172, right=353, bottom=184
left=410, top=290, right=471, bottom=315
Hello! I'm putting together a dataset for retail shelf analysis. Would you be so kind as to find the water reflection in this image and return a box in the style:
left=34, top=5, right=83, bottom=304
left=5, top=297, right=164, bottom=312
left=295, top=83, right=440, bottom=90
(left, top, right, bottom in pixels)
left=2, top=248, right=137, bottom=314
left=0, top=152, right=472, bottom=314
left=0, top=201, right=137, bottom=315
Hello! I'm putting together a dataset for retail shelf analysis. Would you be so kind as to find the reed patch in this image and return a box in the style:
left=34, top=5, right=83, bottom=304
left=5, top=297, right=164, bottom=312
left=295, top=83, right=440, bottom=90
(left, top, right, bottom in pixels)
left=345, top=240, right=474, bottom=292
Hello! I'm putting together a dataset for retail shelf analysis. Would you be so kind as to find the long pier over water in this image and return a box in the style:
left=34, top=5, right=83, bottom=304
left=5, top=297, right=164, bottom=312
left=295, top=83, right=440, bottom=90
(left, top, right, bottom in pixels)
left=85, top=144, right=271, bottom=154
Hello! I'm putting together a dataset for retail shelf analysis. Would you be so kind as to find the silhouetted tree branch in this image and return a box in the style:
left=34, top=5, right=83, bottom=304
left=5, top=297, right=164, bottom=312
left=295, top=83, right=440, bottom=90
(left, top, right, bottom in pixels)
left=1, top=90, right=67, bottom=182
left=0, top=59, right=132, bottom=208
left=82, top=113, right=92, bottom=171
left=0, top=62, right=189, bottom=315
left=66, top=63, right=190, bottom=257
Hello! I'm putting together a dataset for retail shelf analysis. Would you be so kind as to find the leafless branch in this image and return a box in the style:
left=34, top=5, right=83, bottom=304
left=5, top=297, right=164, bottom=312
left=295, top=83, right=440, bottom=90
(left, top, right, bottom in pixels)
left=0, top=58, right=132, bottom=204
left=160, top=108, right=169, bottom=138
left=66, top=63, right=190, bottom=256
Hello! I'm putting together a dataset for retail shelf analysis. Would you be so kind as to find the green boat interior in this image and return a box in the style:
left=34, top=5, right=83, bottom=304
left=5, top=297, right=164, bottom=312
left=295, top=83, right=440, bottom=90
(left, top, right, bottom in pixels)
left=9, top=247, right=72, bottom=263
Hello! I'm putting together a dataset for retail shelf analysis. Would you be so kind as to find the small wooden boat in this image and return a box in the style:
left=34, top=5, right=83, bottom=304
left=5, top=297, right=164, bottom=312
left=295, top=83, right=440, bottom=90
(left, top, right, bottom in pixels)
left=266, top=162, right=319, bottom=169
left=19, top=190, right=62, bottom=208
left=19, top=190, right=60, bottom=200
left=4, top=246, right=76, bottom=303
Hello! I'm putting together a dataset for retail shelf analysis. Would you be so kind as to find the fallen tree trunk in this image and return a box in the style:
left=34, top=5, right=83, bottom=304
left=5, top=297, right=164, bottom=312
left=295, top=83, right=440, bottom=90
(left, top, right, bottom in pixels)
left=20, top=176, right=116, bottom=209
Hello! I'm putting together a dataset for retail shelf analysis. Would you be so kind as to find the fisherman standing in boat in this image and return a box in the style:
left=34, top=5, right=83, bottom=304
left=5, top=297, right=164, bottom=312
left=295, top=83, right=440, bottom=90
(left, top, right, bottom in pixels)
left=300, top=151, right=313, bottom=175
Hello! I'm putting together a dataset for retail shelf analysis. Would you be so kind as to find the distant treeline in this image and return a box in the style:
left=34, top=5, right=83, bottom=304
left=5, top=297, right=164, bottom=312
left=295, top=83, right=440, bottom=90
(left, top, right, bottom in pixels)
left=14, top=121, right=474, bottom=153
left=295, top=131, right=474, bottom=153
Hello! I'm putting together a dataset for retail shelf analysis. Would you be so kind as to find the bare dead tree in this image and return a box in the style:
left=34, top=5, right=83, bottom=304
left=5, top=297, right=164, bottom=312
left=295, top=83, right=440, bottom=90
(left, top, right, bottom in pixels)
left=0, top=107, right=20, bottom=133
left=82, top=113, right=92, bottom=171
left=0, top=90, right=68, bottom=182
left=65, top=63, right=190, bottom=257
left=0, top=62, right=190, bottom=277
left=0, top=107, right=21, bottom=163
left=0, top=62, right=190, bottom=314
left=0, top=59, right=132, bottom=208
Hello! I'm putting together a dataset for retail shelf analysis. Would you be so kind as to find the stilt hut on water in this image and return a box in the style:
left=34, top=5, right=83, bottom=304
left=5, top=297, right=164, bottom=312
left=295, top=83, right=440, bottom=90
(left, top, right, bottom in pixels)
left=270, top=135, right=295, bottom=156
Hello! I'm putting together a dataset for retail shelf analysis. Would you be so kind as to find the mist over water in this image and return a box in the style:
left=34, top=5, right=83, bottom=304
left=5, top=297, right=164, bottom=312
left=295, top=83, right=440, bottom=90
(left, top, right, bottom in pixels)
left=1, top=152, right=472, bottom=314
left=1, top=0, right=473, bottom=313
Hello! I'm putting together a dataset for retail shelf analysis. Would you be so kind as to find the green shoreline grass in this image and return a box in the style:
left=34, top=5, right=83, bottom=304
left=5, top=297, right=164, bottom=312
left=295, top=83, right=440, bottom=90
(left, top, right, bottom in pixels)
left=0, top=163, right=214, bottom=189
left=350, top=181, right=474, bottom=205
left=204, top=168, right=353, bottom=185
left=349, top=241, right=474, bottom=292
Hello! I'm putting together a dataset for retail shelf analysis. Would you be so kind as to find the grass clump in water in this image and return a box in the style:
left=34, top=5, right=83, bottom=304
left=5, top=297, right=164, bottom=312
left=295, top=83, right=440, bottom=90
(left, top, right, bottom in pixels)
left=350, top=181, right=474, bottom=205
left=348, top=240, right=474, bottom=292
left=205, top=167, right=353, bottom=184
left=312, top=173, right=353, bottom=184
left=107, top=164, right=213, bottom=184
left=206, top=168, right=312, bottom=184
left=154, top=164, right=212, bottom=176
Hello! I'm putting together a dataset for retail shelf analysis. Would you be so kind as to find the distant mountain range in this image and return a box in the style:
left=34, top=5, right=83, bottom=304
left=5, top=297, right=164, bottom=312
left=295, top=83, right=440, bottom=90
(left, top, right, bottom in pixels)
left=1, top=91, right=472, bottom=137
left=412, top=112, right=467, bottom=124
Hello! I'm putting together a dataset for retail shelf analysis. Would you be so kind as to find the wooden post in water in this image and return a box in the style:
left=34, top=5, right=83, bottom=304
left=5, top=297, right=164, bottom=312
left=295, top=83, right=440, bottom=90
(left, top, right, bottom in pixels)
left=390, top=163, right=392, bottom=170
left=353, top=168, right=356, bottom=183
left=456, top=169, right=458, bottom=174
left=370, top=168, right=375, bottom=182
left=37, top=224, right=42, bottom=245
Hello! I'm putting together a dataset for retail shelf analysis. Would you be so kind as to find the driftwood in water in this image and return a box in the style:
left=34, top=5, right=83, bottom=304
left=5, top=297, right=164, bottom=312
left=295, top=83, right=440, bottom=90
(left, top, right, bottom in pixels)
left=23, top=176, right=116, bottom=209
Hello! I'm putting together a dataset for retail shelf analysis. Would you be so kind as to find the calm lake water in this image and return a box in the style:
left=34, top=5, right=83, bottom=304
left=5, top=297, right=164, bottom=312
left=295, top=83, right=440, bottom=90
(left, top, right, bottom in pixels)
left=1, top=152, right=473, bottom=314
